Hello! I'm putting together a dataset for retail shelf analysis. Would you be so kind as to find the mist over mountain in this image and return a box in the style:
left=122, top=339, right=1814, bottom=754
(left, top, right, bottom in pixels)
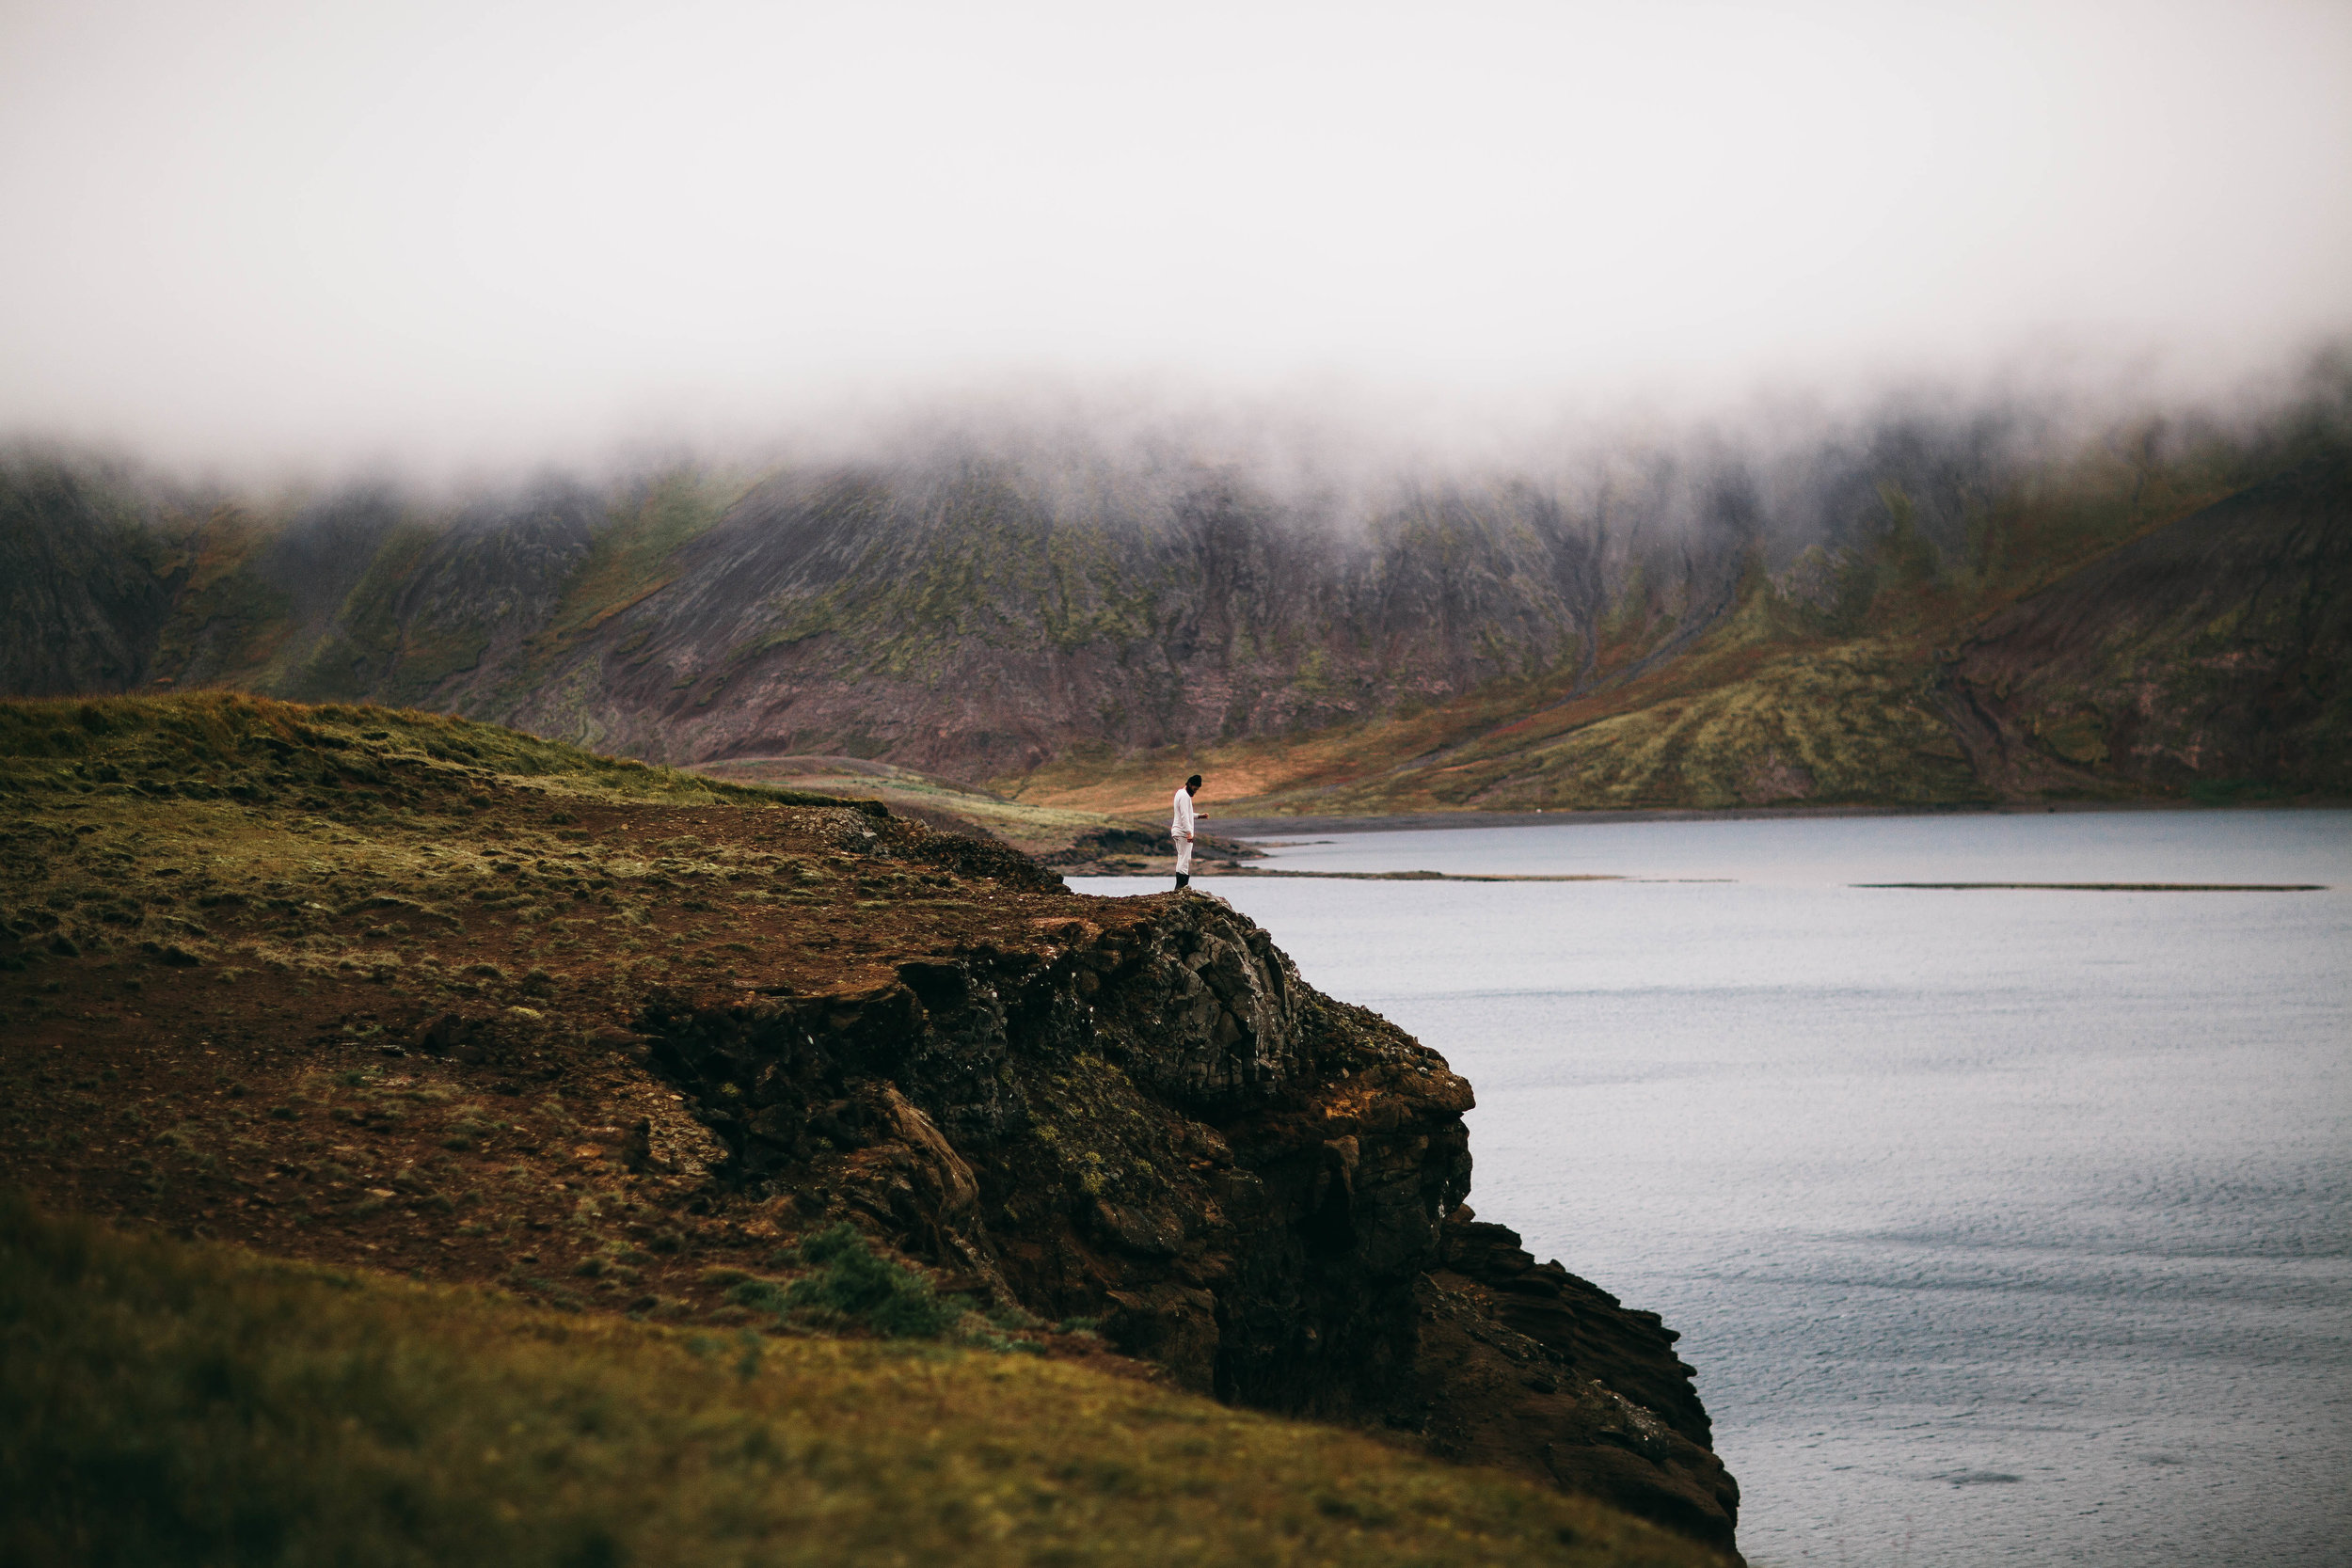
left=6, top=363, right=2346, bottom=812
left=7, top=0, right=2345, bottom=821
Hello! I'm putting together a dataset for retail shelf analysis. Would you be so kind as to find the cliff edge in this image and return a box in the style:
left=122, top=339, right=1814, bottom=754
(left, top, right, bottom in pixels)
left=645, top=894, right=1740, bottom=1549
left=0, top=695, right=1740, bottom=1557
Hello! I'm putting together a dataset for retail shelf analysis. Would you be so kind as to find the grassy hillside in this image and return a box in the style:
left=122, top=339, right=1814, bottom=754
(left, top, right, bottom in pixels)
left=0, top=691, right=1077, bottom=1336
left=0, top=690, right=800, bottom=810
left=997, top=636, right=1971, bottom=816
left=1004, top=436, right=2352, bottom=816
left=0, top=694, right=1743, bottom=1561
left=0, top=1197, right=1718, bottom=1568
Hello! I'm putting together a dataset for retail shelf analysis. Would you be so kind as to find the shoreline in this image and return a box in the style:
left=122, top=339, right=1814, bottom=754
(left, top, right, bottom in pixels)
left=1211, top=799, right=2342, bottom=839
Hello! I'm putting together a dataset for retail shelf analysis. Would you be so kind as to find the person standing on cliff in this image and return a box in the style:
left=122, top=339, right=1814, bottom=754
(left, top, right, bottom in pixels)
left=1171, top=774, right=1206, bottom=890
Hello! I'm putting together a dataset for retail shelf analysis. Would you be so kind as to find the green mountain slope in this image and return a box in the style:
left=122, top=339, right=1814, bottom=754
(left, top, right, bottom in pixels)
left=3, top=389, right=2346, bottom=815
left=1007, top=443, right=2352, bottom=816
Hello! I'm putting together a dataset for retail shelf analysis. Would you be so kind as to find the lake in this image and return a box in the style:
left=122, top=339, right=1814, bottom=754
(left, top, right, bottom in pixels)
left=1077, top=808, right=2352, bottom=1567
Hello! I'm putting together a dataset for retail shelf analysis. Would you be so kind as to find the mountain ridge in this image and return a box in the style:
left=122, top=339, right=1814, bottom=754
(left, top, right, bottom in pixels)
left=3, top=401, right=2345, bottom=817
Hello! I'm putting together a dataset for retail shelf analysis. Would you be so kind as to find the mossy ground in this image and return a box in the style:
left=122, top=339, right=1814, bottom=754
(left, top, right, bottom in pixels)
left=0, top=1197, right=1720, bottom=1568
left=0, top=695, right=1728, bottom=1567
left=683, top=753, right=1154, bottom=863
left=0, top=693, right=1101, bottom=1324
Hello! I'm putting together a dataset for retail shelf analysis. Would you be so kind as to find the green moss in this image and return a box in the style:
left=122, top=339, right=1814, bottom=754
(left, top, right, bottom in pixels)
left=0, top=1197, right=1714, bottom=1568
left=0, top=693, right=846, bottom=813
left=771, top=1223, right=964, bottom=1338
left=280, top=523, right=442, bottom=703
left=143, top=509, right=299, bottom=689
left=2036, top=711, right=2110, bottom=766
left=510, top=469, right=754, bottom=689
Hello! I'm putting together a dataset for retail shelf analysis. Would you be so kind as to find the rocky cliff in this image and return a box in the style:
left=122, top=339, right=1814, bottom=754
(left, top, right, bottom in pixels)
left=641, top=891, right=1740, bottom=1551
left=0, top=695, right=1741, bottom=1557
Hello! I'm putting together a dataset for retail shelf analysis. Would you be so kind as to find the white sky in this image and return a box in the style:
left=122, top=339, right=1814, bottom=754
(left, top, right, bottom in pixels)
left=2, top=0, right=2348, bottom=469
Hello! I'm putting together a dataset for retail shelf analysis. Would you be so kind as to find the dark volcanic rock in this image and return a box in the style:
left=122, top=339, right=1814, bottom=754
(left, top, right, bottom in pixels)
left=641, top=892, right=1741, bottom=1555
left=1410, top=1212, right=1741, bottom=1553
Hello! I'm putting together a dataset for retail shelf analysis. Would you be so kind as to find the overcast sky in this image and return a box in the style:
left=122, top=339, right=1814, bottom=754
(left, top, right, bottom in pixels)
left=3, top=0, right=2347, bottom=469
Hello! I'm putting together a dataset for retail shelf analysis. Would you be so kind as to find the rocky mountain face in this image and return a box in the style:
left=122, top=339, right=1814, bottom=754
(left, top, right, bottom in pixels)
left=502, top=467, right=1655, bottom=778
left=642, top=890, right=1741, bottom=1550
left=0, top=463, right=180, bottom=696
left=1935, top=451, right=2352, bottom=799
left=2, top=395, right=2346, bottom=809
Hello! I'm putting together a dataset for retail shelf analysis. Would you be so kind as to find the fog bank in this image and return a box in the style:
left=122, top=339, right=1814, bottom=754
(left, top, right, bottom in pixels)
left=3, top=1, right=2348, bottom=473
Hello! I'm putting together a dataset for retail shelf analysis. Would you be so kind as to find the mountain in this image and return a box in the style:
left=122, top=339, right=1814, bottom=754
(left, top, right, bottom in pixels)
left=1937, top=451, right=2351, bottom=800
left=2, top=393, right=2346, bottom=816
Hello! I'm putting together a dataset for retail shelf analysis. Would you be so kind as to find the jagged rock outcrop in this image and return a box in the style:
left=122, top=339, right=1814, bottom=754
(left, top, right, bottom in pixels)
left=641, top=892, right=1741, bottom=1555
left=1408, top=1213, right=1741, bottom=1549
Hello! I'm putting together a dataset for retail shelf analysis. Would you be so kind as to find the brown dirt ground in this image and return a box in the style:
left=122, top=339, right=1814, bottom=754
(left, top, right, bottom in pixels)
left=0, top=781, right=1165, bottom=1380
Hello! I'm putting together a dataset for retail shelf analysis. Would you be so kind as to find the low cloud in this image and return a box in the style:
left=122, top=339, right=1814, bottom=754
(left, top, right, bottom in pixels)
left=2, top=1, right=2347, bottom=476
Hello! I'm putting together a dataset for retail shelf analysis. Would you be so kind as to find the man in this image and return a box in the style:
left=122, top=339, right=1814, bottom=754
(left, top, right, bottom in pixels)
left=1170, top=773, right=1205, bottom=890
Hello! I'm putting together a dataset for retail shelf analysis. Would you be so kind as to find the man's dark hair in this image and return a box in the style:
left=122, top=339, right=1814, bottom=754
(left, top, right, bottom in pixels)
left=1185, top=774, right=1203, bottom=789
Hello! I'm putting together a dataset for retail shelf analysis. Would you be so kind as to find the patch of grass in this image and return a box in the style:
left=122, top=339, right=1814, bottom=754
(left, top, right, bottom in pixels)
left=0, top=1197, right=1713, bottom=1568
left=0, top=691, right=846, bottom=814
left=776, top=1223, right=963, bottom=1338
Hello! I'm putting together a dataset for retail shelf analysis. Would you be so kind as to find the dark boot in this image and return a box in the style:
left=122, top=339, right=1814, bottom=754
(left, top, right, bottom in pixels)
left=1175, top=873, right=1190, bottom=890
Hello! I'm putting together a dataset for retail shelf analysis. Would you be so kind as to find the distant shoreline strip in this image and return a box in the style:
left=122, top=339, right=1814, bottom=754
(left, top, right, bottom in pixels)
left=1206, top=869, right=1629, bottom=882
left=1181, top=872, right=2329, bottom=890
left=1851, top=881, right=2328, bottom=892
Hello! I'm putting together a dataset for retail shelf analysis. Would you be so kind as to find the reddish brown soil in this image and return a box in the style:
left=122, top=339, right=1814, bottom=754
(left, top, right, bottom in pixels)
left=0, top=784, right=1155, bottom=1379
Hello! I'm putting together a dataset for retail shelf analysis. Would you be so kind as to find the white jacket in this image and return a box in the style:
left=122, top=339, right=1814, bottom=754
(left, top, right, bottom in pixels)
left=1170, top=786, right=1197, bottom=842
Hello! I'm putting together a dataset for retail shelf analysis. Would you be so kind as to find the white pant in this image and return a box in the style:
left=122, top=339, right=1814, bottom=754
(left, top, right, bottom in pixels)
left=1174, top=834, right=1194, bottom=874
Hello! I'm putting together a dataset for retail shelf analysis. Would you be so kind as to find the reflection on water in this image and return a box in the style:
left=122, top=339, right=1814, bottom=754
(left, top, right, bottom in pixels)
left=1080, top=809, right=2352, bottom=1567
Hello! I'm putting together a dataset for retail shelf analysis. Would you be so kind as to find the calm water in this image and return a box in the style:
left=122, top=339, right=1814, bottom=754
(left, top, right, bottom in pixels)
left=1078, top=809, right=2352, bottom=1566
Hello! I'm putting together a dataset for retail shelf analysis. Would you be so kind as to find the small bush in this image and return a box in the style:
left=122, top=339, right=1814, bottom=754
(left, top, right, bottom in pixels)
left=781, top=1225, right=961, bottom=1338
left=723, top=1276, right=789, bottom=1314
